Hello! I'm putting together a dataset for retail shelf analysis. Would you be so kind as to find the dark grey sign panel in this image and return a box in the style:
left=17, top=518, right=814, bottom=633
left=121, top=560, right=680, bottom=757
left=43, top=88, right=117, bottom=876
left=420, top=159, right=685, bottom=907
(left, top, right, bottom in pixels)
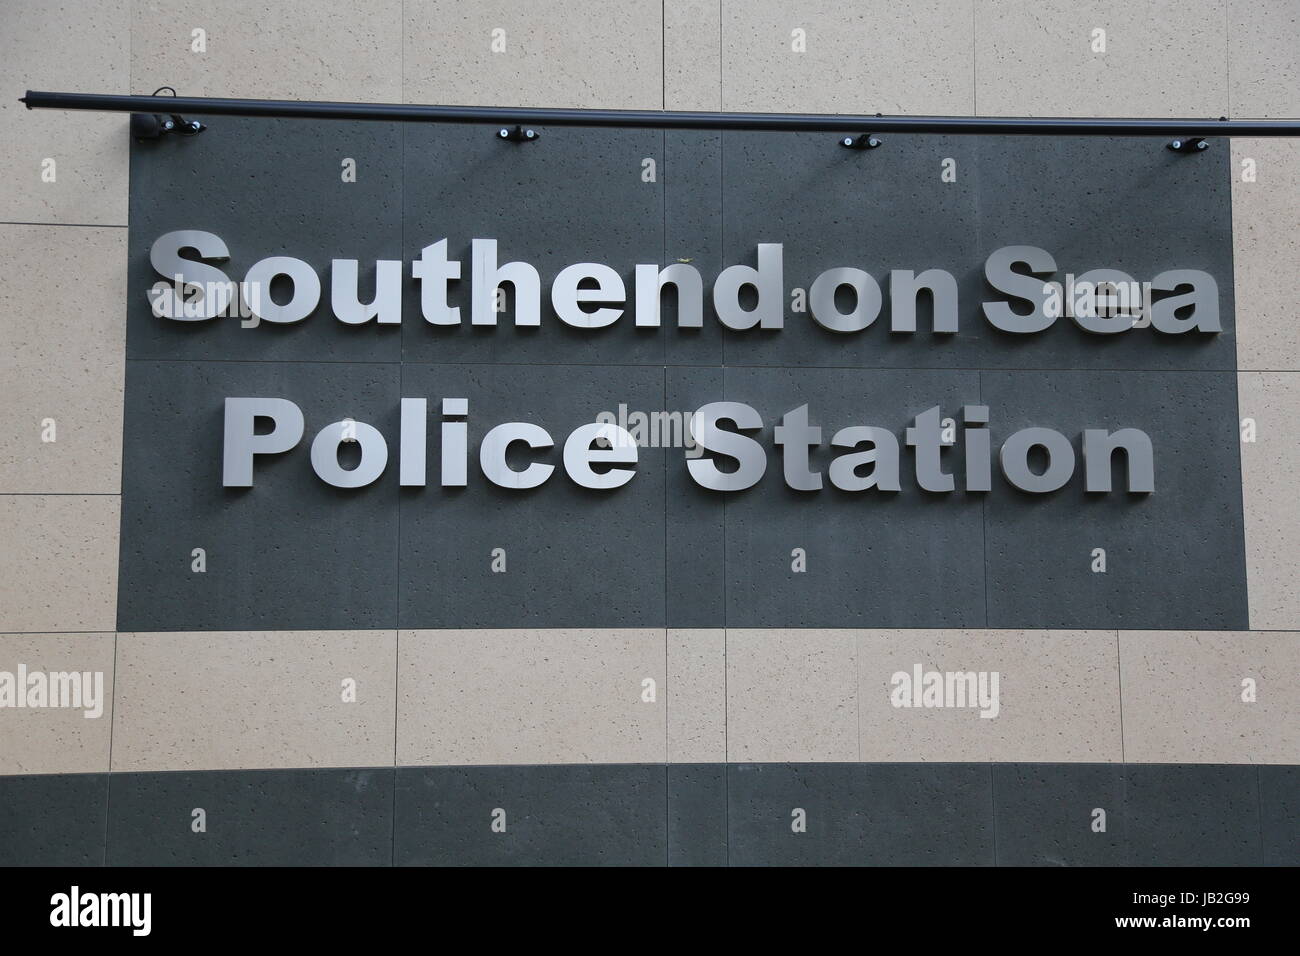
left=126, top=118, right=404, bottom=364
left=119, top=119, right=1248, bottom=631
left=718, top=366, right=986, bottom=628
left=396, top=363, right=669, bottom=628
left=982, top=369, right=1247, bottom=629
left=717, top=132, right=1235, bottom=371
left=118, top=360, right=401, bottom=631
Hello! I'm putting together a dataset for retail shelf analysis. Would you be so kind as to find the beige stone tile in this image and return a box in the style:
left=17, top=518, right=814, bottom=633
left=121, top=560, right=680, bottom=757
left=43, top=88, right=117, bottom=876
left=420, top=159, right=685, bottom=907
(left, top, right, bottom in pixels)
left=403, top=1, right=663, bottom=108
left=0, top=632, right=114, bottom=775
left=1121, top=630, right=1300, bottom=762
left=397, top=629, right=666, bottom=765
left=722, top=0, right=974, bottom=114
left=131, top=0, right=402, bottom=100
left=0, top=495, right=119, bottom=633
left=0, top=1, right=129, bottom=225
left=1228, top=0, right=1300, bottom=117
left=1238, top=372, right=1300, bottom=629
left=666, top=0, right=722, bottom=112
left=1232, top=139, right=1300, bottom=371
left=858, top=629, right=1122, bottom=762
left=111, top=630, right=396, bottom=771
left=974, top=0, right=1228, bottom=117
left=726, top=629, right=857, bottom=762
left=0, top=224, right=126, bottom=494
left=668, top=628, right=724, bottom=762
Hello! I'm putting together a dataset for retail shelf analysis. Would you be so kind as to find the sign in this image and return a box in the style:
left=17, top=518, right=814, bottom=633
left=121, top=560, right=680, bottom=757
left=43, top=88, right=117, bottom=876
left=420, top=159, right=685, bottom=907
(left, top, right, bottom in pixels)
left=115, top=120, right=1247, bottom=631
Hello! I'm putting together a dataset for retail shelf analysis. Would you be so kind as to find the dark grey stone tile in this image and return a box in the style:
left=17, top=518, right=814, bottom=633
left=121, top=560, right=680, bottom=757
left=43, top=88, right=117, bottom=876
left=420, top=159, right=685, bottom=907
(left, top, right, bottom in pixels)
left=717, top=133, right=1233, bottom=373
left=127, top=116, right=403, bottom=364
left=397, top=363, right=666, bottom=628
left=1125, top=764, right=1261, bottom=866
left=117, top=360, right=401, bottom=631
left=974, top=135, right=1236, bottom=372
left=1260, top=765, right=1300, bottom=866
left=0, top=773, right=107, bottom=866
left=982, top=370, right=1248, bottom=629
left=666, top=366, right=724, bottom=627
left=668, top=763, right=727, bottom=866
left=394, top=764, right=667, bottom=866
left=401, top=124, right=690, bottom=366
left=105, top=768, right=393, bottom=866
left=993, top=763, right=1127, bottom=866
left=664, top=130, right=725, bottom=367
left=727, top=763, right=994, bottom=866
left=719, top=131, right=983, bottom=370
left=720, top=366, right=987, bottom=628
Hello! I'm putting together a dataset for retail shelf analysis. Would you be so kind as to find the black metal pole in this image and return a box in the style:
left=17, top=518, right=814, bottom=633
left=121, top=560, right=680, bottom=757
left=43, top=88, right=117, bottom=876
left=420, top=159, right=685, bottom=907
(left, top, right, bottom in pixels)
left=19, top=90, right=1300, bottom=136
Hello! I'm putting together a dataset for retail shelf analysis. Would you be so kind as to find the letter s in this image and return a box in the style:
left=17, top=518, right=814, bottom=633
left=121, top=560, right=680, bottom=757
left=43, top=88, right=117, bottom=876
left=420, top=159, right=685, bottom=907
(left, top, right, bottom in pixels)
left=982, top=245, right=1057, bottom=334
left=687, top=402, right=767, bottom=491
left=150, top=230, right=233, bottom=320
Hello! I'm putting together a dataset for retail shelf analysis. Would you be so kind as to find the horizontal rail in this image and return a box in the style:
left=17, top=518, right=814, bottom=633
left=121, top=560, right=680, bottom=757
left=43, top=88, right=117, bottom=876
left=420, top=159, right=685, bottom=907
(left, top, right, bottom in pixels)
left=20, top=90, right=1300, bottom=136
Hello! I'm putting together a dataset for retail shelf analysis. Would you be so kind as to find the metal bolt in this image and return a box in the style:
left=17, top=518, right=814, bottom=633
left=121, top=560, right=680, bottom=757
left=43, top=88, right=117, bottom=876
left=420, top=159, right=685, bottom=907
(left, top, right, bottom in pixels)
left=842, top=137, right=853, bottom=147
left=1170, top=139, right=1182, bottom=149
left=525, top=129, right=536, bottom=139
left=867, top=136, right=881, bottom=148
left=498, top=128, right=509, bottom=138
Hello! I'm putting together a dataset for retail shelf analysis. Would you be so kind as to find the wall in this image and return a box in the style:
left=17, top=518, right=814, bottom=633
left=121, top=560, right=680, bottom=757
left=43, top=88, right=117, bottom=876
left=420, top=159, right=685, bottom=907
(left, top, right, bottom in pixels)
left=1, top=0, right=1297, bottom=866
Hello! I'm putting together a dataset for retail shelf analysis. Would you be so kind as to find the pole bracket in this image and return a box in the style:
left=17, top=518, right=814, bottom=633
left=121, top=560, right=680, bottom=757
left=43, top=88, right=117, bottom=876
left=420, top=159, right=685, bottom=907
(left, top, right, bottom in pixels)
left=498, top=124, right=539, bottom=143
left=839, top=133, right=882, bottom=150
left=131, top=87, right=205, bottom=141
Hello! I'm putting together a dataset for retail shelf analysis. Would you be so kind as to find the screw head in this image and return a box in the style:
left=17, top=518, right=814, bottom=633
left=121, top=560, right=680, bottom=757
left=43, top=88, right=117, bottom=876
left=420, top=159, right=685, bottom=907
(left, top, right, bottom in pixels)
left=525, top=129, right=536, bottom=139
left=498, top=128, right=509, bottom=138
left=867, top=136, right=881, bottom=148
left=842, top=137, right=853, bottom=146
left=162, top=119, right=174, bottom=131
left=1170, top=139, right=1182, bottom=149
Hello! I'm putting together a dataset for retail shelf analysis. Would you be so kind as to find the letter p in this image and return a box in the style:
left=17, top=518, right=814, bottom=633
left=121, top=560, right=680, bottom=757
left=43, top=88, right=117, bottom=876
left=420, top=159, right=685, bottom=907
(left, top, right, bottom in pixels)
left=223, top=398, right=305, bottom=486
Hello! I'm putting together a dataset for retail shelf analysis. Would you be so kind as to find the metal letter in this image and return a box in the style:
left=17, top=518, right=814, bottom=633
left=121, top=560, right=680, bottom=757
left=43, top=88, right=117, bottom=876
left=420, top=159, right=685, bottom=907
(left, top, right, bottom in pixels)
left=150, top=230, right=232, bottom=320
left=311, top=420, right=388, bottom=488
left=889, top=269, right=959, bottom=333
left=222, top=397, right=304, bottom=487
left=242, top=256, right=321, bottom=324
left=413, top=239, right=462, bottom=325
left=480, top=422, right=554, bottom=489
left=828, top=426, right=900, bottom=491
left=982, top=245, right=1057, bottom=333
left=441, top=398, right=468, bottom=487
left=963, top=404, right=992, bottom=492
left=774, top=404, right=823, bottom=490
left=563, top=422, right=638, bottom=489
left=712, top=244, right=784, bottom=330
left=471, top=238, right=540, bottom=326
left=331, top=258, right=403, bottom=325
left=1070, top=268, right=1136, bottom=334
left=905, top=405, right=955, bottom=492
left=1150, top=269, right=1220, bottom=333
left=399, top=398, right=426, bottom=486
left=687, top=402, right=767, bottom=491
left=552, top=263, right=626, bottom=328
left=1000, top=427, right=1075, bottom=493
left=809, top=267, right=881, bottom=333
left=634, top=262, right=703, bottom=328
left=1084, top=428, right=1154, bottom=492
